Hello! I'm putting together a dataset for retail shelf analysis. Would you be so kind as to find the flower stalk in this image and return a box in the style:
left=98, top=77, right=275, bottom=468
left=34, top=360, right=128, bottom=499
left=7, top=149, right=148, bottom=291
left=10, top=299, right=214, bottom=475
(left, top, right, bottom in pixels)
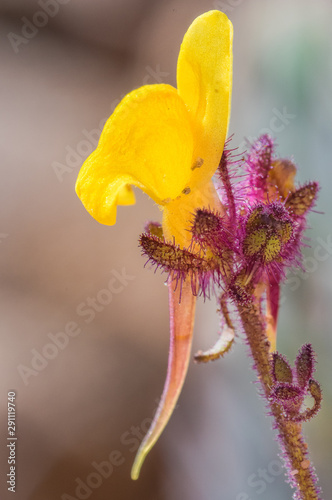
left=237, top=297, right=321, bottom=500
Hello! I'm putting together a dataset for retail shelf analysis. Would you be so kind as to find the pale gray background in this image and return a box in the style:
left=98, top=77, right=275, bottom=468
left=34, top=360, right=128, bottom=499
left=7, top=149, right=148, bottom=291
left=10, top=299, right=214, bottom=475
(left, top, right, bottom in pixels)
left=1, top=1, right=331, bottom=499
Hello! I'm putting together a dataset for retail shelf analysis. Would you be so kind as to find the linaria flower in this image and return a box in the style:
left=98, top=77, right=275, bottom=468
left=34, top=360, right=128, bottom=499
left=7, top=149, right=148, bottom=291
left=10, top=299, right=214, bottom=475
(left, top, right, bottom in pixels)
left=76, top=10, right=233, bottom=479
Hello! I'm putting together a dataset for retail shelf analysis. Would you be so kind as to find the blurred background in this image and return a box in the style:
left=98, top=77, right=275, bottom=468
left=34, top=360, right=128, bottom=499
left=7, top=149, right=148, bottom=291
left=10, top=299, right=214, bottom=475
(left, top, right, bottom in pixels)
left=0, top=0, right=331, bottom=499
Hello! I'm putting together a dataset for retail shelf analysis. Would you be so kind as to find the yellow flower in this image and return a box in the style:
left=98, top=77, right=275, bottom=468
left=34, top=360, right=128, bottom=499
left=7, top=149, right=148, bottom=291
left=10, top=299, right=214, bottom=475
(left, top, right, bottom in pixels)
left=76, top=10, right=233, bottom=479
left=76, top=10, right=232, bottom=246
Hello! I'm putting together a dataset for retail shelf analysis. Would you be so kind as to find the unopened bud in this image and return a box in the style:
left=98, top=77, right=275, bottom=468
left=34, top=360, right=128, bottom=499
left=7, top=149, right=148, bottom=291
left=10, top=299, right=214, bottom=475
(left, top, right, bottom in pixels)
left=243, top=203, right=293, bottom=264
left=268, top=159, right=297, bottom=199
left=271, top=353, right=293, bottom=383
left=191, top=209, right=231, bottom=256
left=285, top=182, right=319, bottom=217
left=139, top=233, right=221, bottom=296
left=295, top=344, right=315, bottom=389
left=271, top=383, right=303, bottom=418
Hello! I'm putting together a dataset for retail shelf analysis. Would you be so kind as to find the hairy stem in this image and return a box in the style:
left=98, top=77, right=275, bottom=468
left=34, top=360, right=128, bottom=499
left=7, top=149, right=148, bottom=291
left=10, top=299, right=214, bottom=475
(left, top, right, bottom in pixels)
left=218, top=152, right=237, bottom=226
left=236, top=298, right=321, bottom=500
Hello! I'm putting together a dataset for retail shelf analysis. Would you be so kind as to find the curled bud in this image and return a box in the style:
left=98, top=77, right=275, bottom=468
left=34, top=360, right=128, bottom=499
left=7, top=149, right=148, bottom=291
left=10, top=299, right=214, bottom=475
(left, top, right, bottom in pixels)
left=195, top=325, right=234, bottom=363
left=285, top=182, right=319, bottom=217
left=308, top=379, right=322, bottom=409
left=271, top=353, right=293, bottom=384
left=292, top=379, right=323, bottom=423
left=295, top=344, right=315, bottom=389
left=270, top=345, right=322, bottom=422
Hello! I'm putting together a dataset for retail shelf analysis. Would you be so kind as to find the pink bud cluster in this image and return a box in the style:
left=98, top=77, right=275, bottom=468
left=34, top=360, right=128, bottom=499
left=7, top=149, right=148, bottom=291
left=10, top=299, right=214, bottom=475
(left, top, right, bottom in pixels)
left=139, top=135, right=319, bottom=303
left=270, top=344, right=322, bottom=422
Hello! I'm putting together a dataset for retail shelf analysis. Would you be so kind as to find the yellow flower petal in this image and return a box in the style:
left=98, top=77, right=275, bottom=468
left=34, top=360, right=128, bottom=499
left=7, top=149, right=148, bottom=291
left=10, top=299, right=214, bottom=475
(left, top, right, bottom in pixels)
left=177, top=10, right=233, bottom=190
left=162, top=179, right=222, bottom=246
left=116, top=184, right=136, bottom=206
left=76, top=84, right=195, bottom=225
